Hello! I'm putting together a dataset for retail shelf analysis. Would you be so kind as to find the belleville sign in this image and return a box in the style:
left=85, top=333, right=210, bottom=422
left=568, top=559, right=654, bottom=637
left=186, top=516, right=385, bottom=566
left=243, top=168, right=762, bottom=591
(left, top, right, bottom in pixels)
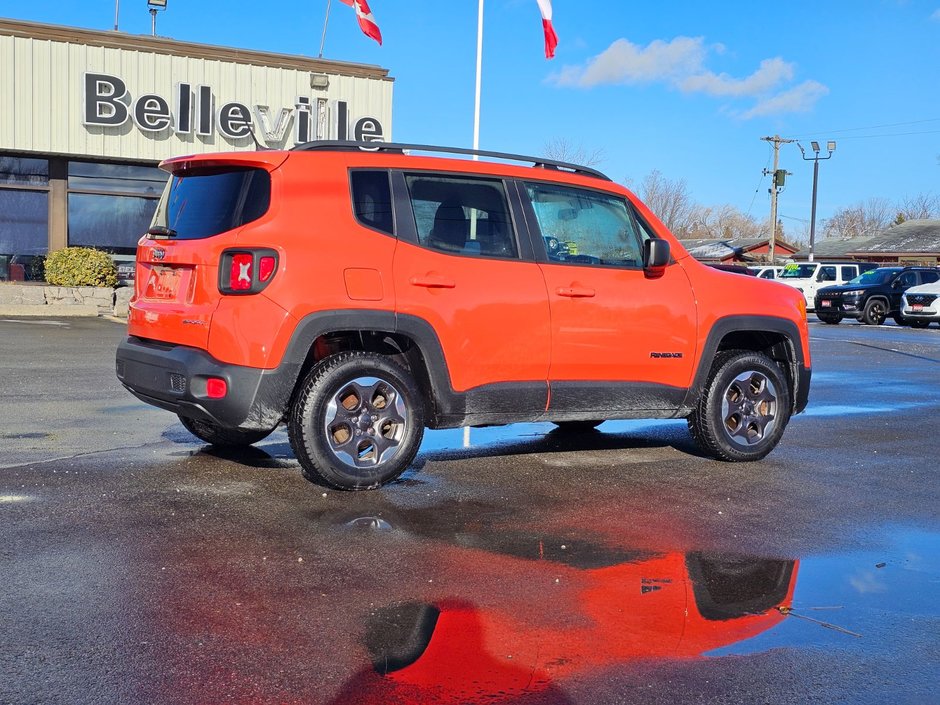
left=82, top=72, right=385, bottom=147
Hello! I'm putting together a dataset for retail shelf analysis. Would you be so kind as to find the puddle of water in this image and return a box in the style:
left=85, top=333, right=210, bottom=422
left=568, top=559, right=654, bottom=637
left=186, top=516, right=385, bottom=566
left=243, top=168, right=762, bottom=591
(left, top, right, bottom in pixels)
left=708, top=528, right=939, bottom=657
left=797, top=402, right=929, bottom=418
left=419, top=419, right=686, bottom=453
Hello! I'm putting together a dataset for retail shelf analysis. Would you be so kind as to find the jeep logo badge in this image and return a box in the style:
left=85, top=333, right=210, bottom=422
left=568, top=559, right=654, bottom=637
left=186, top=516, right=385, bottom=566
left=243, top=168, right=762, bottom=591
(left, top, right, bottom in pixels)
left=152, top=248, right=166, bottom=261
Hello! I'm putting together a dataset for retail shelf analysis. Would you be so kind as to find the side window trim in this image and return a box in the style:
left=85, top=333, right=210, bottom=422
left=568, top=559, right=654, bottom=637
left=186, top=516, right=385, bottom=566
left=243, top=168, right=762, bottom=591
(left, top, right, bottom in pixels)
left=391, top=170, right=418, bottom=245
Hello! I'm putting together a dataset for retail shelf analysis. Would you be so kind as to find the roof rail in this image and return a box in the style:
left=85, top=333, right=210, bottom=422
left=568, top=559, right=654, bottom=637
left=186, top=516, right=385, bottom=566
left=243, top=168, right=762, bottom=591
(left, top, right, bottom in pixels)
left=290, top=140, right=611, bottom=181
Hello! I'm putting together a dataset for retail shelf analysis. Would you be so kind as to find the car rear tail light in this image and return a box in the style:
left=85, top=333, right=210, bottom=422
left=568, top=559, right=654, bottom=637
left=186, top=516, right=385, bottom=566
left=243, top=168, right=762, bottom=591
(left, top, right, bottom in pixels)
left=259, top=255, right=276, bottom=283
left=206, top=377, right=228, bottom=399
left=219, top=249, right=279, bottom=294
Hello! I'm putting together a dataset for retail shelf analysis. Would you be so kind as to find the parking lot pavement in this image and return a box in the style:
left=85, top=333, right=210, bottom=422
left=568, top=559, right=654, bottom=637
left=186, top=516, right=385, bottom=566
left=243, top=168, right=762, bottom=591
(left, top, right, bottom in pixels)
left=1, top=316, right=939, bottom=705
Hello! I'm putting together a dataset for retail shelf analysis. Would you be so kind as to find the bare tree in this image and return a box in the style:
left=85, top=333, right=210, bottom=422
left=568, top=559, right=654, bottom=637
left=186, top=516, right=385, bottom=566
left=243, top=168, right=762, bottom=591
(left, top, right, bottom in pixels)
left=541, top=138, right=606, bottom=168
left=896, top=192, right=940, bottom=221
left=822, top=197, right=893, bottom=240
left=637, top=170, right=698, bottom=237
left=687, top=204, right=770, bottom=240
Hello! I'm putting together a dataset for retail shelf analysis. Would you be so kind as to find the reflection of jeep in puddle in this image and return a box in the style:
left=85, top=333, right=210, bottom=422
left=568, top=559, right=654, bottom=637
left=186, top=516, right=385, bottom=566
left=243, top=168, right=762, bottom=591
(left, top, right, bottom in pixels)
left=326, top=510, right=797, bottom=704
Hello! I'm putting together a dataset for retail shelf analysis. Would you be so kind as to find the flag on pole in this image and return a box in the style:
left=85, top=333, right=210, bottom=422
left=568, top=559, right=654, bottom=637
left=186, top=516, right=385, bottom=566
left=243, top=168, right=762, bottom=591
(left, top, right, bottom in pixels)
left=536, top=0, right=558, bottom=59
left=338, top=0, right=383, bottom=46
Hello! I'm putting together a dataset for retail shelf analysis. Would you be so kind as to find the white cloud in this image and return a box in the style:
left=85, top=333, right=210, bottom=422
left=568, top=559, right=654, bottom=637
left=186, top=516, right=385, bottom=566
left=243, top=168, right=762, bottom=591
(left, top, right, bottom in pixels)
left=553, top=36, right=708, bottom=88
left=679, top=58, right=794, bottom=97
left=740, top=80, right=830, bottom=119
left=551, top=35, right=827, bottom=119
left=931, top=8, right=940, bottom=20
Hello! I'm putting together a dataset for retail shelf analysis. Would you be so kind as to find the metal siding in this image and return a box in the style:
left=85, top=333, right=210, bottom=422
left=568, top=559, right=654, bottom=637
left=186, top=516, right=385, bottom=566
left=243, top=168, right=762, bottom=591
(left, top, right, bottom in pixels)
left=2, top=33, right=392, bottom=162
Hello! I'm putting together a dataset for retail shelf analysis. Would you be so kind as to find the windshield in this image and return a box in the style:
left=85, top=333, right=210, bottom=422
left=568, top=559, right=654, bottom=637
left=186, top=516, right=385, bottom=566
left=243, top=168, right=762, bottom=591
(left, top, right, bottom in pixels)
left=847, top=268, right=898, bottom=286
left=150, top=167, right=270, bottom=240
left=780, top=264, right=817, bottom=279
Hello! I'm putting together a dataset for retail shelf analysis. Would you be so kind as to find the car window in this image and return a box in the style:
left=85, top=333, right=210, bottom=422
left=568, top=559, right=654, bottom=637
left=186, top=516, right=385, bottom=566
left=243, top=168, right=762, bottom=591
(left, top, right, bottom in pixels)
left=350, top=170, right=394, bottom=236
left=404, top=174, right=517, bottom=258
left=840, top=265, right=858, bottom=280
left=818, top=266, right=837, bottom=282
left=781, top=263, right=817, bottom=279
left=848, top=269, right=897, bottom=286
left=525, top=182, right=643, bottom=268
left=920, top=270, right=939, bottom=285
left=897, top=272, right=918, bottom=288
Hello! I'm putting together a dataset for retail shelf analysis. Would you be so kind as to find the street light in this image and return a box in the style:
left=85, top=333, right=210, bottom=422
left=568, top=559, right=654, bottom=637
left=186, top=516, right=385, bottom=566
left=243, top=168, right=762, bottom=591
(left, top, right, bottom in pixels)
left=797, top=139, right=836, bottom=262
left=147, top=0, right=167, bottom=37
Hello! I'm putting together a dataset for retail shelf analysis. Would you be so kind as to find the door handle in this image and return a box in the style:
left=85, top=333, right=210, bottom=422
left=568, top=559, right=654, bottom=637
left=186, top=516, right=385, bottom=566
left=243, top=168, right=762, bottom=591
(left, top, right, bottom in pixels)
left=410, top=274, right=456, bottom=289
left=556, top=286, right=595, bottom=298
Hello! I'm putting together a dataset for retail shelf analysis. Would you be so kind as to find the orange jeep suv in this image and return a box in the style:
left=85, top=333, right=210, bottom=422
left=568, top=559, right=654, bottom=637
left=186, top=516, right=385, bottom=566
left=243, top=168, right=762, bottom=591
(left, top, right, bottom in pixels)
left=116, top=142, right=811, bottom=490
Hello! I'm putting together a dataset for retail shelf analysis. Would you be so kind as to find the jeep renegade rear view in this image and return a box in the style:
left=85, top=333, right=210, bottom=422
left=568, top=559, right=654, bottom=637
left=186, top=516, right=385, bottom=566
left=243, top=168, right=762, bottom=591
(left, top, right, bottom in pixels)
left=116, top=141, right=811, bottom=490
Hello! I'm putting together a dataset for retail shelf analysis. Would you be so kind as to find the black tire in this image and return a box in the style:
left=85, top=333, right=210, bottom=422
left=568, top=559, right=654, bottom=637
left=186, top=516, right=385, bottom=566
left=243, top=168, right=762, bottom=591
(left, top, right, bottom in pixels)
left=287, top=351, right=425, bottom=490
left=910, top=319, right=931, bottom=329
left=178, top=415, right=273, bottom=447
left=862, top=299, right=887, bottom=326
left=552, top=420, right=603, bottom=432
left=687, top=350, right=792, bottom=462
left=891, top=313, right=906, bottom=326
left=816, top=313, right=842, bottom=325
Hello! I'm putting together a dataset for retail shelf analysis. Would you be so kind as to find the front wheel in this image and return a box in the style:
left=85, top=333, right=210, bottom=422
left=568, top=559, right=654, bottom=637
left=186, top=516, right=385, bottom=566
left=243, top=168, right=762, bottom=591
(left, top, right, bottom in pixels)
left=816, top=313, right=842, bottom=325
left=862, top=299, right=887, bottom=326
left=687, top=351, right=792, bottom=462
left=288, top=351, right=425, bottom=490
left=909, top=319, right=931, bottom=329
left=178, top=415, right=274, bottom=447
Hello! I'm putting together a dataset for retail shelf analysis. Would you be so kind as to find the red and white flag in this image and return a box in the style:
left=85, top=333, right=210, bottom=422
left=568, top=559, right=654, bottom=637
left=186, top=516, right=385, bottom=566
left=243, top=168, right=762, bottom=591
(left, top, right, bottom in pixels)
left=536, top=0, right=558, bottom=59
left=339, top=0, right=382, bottom=46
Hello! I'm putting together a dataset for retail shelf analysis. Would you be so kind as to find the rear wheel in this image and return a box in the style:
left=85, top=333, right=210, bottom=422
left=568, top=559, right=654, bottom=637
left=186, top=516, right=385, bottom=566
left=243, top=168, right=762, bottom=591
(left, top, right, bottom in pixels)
left=910, top=319, right=931, bottom=329
left=552, top=420, right=603, bottom=433
left=816, top=313, right=842, bottom=325
left=178, top=415, right=273, bottom=447
left=862, top=299, right=887, bottom=325
left=288, top=351, right=425, bottom=490
left=687, top=350, right=792, bottom=462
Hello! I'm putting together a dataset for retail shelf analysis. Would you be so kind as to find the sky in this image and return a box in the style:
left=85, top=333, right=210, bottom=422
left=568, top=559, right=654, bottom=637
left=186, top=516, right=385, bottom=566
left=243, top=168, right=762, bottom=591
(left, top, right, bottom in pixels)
left=6, top=0, right=940, bottom=233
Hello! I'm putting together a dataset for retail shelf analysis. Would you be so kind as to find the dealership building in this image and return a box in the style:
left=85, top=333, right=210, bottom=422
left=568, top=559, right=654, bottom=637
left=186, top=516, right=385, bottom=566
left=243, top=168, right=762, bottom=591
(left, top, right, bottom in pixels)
left=0, top=17, right=393, bottom=281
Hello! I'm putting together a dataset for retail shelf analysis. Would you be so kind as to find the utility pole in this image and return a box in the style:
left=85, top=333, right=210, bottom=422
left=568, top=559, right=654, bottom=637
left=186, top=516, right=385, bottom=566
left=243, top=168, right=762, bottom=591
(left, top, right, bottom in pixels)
left=761, top=135, right=795, bottom=263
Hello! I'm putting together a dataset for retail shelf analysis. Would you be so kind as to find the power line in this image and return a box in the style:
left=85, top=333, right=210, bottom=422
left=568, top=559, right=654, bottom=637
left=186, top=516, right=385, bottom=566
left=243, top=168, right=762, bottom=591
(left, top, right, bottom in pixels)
left=788, top=118, right=940, bottom=138
left=831, top=129, right=940, bottom=141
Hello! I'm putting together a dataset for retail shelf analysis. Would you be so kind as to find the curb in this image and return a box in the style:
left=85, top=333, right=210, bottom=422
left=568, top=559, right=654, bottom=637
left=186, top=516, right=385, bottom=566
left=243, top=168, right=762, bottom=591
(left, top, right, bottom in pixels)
left=0, top=304, right=101, bottom=317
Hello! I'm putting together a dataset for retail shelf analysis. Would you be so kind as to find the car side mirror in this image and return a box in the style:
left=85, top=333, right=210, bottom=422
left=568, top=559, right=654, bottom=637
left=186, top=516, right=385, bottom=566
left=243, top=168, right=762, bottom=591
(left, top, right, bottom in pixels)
left=643, top=239, right=670, bottom=278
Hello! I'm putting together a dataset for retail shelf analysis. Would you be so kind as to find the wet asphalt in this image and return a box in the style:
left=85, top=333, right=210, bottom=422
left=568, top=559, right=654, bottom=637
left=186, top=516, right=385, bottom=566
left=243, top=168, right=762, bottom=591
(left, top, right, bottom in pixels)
left=1, top=316, right=938, bottom=705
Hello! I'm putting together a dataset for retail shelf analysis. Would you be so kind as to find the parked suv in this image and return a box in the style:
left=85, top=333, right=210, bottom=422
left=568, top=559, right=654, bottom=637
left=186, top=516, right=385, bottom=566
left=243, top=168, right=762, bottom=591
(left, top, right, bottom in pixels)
left=115, top=142, right=811, bottom=490
left=900, top=279, right=940, bottom=328
left=778, top=261, right=877, bottom=310
left=814, top=266, right=940, bottom=325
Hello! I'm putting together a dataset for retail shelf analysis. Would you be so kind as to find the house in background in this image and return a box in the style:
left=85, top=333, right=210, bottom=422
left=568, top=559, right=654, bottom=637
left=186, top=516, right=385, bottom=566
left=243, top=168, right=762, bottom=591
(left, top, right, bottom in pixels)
left=682, top=237, right=799, bottom=265
left=793, top=219, right=940, bottom=265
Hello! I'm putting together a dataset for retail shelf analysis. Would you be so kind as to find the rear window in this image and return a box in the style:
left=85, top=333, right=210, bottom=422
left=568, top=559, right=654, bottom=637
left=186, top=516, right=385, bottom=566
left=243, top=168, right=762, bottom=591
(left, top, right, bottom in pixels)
left=150, top=167, right=271, bottom=240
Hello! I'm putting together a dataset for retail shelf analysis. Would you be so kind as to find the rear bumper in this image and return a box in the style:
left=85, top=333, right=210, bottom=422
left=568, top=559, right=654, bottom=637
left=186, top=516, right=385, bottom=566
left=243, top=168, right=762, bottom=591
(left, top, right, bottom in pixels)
left=115, top=336, right=297, bottom=430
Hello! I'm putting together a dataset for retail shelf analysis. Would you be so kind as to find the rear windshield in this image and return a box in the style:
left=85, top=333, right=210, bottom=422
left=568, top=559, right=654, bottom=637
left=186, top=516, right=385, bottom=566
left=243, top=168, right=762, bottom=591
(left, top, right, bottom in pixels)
left=150, top=167, right=270, bottom=239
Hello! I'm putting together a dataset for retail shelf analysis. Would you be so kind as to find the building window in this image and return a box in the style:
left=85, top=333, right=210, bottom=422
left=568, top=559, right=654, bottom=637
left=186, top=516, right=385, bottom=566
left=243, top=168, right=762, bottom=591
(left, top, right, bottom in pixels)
left=66, top=161, right=167, bottom=254
left=0, top=156, right=49, bottom=186
left=0, top=157, right=49, bottom=281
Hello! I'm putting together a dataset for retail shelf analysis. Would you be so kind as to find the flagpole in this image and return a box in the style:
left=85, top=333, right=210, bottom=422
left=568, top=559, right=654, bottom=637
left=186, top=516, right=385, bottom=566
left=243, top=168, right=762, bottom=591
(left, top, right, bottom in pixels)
left=318, top=0, right=332, bottom=58
left=472, top=0, right=484, bottom=154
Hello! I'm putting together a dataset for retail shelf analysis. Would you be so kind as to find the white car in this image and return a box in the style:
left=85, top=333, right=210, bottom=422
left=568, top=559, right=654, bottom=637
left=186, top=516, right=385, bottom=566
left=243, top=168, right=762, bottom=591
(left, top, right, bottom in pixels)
left=748, top=265, right=783, bottom=280
left=901, top=280, right=940, bottom=328
left=777, top=261, right=877, bottom=310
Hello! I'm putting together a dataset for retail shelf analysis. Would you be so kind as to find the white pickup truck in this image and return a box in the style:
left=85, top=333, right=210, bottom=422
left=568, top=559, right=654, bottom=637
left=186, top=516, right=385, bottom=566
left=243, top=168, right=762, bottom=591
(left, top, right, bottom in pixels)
left=777, top=261, right=877, bottom=310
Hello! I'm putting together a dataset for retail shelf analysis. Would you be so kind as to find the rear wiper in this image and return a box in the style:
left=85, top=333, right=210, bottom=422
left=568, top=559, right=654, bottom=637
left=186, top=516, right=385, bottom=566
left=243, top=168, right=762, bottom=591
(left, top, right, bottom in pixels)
left=148, top=225, right=178, bottom=239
